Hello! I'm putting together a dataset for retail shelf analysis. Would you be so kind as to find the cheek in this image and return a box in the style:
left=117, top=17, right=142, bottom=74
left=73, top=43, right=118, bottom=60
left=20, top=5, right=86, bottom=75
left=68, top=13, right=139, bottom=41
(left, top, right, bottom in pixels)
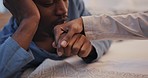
left=40, top=9, right=54, bottom=22
left=37, top=6, right=57, bottom=23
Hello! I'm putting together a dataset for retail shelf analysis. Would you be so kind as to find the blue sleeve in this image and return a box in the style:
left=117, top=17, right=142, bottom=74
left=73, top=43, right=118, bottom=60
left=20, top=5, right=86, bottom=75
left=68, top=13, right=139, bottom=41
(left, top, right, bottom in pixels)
left=68, top=0, right=90, bottom=20
left=0, top=18, right=34, bottom=78
left=0, top=37, right=34, bottom=78
left=76, top=0, right=91, bottom=16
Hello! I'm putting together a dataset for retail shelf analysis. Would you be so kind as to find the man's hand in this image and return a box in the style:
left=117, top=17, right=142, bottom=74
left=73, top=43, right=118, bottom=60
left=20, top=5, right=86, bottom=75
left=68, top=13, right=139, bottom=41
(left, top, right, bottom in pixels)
left=3, top=0, right=40, bottom=24
left=3, top=0, right=40, bottom=50
left=53, top=18, right=84, bottom=48
left=53, top=33, right=92, bottom=58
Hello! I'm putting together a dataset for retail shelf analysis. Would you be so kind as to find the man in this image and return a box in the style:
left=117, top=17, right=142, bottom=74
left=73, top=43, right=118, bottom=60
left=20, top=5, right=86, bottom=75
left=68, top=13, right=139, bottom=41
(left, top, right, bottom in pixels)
left=0, top=0, right=111, bottom=78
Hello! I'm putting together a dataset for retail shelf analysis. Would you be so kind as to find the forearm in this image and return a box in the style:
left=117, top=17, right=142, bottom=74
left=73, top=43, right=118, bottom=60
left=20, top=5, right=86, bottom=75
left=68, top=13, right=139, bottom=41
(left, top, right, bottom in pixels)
left=12, top=17, right=39, bottom=50
left=4, top=0, right=40, bottom=50
left=82, top=12, right=148, bottom=40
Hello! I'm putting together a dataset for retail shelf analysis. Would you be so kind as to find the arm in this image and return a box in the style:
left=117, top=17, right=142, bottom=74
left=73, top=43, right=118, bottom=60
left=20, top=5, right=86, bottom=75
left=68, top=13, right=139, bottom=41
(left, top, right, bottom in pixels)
left=0, top=17, right=35, bottom=78
left=4, top=0, right=40, bottom=50
left=77, top=0, right=112, bottom=63
left=0, top=0, right=40, bottom=77
left=83, top=12, right=148, bottom=40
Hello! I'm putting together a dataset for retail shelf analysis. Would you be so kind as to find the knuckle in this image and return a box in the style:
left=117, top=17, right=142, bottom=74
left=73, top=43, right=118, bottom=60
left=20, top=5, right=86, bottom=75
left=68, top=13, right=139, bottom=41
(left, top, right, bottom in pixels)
left=81, top=35, right=85, bottom=38
left=79, top=51, right=86, bottom=57
left=54, top=25, right=58, bottom=30
left=54, top=25, right=61, bottom=32
left=65, top=46, right=71, bottom=55
left=80, top=35, right=86, bottom=40
left=63, top=36, right=70, bottom=41
left=73, top=45, right=78, bottom=50
left=84, top=38, right=90, bottom=44
left=81, top=49, right=85, bottom=53
left=82, top=35, right=87, bottom=40
left=65, top=48, right=71, bottom=57
left=66, top=46, right=71, bottom=51
left=72, top=46, right=79, bottom=54
left=54, top=25, right=59, bottom=30
left=73, top=48, right=78, bottom=54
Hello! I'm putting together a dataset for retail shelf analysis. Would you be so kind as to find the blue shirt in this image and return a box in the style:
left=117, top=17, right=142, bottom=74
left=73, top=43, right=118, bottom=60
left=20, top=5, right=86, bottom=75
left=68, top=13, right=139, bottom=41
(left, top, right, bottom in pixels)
left=0, top=0, right=111, bottom=78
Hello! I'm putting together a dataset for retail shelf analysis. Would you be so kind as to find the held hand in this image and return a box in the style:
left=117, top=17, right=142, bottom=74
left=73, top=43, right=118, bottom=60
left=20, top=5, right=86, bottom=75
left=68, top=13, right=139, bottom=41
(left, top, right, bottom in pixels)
left=53, top=33, right=92, bottom=58
left=53, top=18, right=84, bottom=48
left=3, top=0, right=40, bottom=24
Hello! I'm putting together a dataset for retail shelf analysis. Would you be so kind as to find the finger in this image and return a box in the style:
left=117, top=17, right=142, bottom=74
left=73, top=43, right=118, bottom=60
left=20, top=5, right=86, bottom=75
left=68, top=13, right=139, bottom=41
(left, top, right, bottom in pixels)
left=57, top=36, right=64, bottom=56
left=54, top=25, right=64, bottom=46
left=52, top=41, right=57, bottom=48
left=56, top=33, right=66, bottom=56
left=78, top=39, right=92, bottom=57
left=57, top=46, right=64, bottom=56
left=64, top=34, right=80, bottom=56
left=60, top=28, right=75, bottom=48
left=72, top=35, right=84, bottom=55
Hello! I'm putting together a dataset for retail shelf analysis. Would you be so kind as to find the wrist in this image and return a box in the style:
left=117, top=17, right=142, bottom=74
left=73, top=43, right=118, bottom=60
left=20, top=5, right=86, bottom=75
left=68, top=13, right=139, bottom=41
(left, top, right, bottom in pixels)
left=82, top=46, right=98, bottom=63
left=79, top=17, right=85, bottom=35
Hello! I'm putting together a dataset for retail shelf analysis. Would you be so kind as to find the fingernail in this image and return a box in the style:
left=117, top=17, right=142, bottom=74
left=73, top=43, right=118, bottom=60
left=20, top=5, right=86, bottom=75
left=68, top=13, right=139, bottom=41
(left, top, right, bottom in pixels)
left=61, top=41, right=67, bottom=47
left=58, top=52, right=63, bottom=56
left=52, top=42, right=57, bottom=48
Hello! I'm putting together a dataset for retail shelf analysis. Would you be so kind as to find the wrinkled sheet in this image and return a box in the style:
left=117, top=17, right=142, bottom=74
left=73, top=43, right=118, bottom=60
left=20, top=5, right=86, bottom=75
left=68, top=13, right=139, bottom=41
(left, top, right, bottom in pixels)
left=21, top=40, right=148, bottom=78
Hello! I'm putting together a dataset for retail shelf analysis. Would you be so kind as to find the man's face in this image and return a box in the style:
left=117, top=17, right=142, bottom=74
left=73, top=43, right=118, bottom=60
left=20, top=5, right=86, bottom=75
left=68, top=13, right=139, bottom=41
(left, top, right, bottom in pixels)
left=34, top=0, right=68, bottom=35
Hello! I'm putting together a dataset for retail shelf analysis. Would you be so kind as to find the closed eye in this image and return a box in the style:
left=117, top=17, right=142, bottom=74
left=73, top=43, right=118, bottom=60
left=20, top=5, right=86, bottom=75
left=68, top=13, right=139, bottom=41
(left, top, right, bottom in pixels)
left=35, top=0, right=55, bottom=7
left=42, top=2, right=55, bottom=7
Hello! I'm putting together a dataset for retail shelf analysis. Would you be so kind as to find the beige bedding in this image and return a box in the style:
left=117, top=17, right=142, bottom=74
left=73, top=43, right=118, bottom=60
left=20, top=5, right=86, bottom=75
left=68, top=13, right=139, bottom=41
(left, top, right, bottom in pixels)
left=21, top=40, right=148, bottom=78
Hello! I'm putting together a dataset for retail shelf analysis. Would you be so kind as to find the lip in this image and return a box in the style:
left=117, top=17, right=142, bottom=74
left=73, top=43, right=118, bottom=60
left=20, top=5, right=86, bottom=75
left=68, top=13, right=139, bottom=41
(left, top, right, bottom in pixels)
left=50, top=16, right=68, bottom=34
left=56, top=19, right=66, bottom=25
left=55, top=18, right=67, bottom=26
left=52, top=16, right=68, bottom=27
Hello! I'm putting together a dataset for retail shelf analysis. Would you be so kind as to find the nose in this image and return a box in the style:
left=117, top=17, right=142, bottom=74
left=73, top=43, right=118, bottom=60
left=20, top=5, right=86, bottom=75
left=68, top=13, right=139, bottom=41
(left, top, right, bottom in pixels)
left=55, top=0, right=68, bottom=16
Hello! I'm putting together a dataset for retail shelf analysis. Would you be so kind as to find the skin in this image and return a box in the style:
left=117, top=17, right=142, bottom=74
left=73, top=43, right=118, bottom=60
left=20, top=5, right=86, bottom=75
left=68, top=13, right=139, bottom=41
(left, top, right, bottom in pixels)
left=55, top=33, right=92, bottom=57
left=53, top=18, right=92, bottom=57
left=53, top=18, right=83, bottom=47
left=3, top=0, right=92, bottom=58
left=53, top=18, right=84, bottom=52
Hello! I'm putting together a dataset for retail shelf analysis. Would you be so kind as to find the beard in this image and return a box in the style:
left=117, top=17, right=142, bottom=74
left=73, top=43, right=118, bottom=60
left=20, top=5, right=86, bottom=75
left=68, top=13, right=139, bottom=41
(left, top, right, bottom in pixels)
left=35, top=17, right=67, bottom=39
